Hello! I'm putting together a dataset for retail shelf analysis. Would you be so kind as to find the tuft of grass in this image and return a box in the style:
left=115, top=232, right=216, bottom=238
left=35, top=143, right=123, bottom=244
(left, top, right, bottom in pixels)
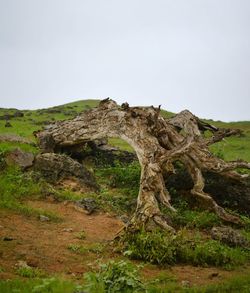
left=1, top=274, right=250, bottom=293
left=75, top=231, right=86, bottom=240
left=67, top=243, right=104, bottom=254
left=16, top=266, right=47, bottom=278
left=84, top=260, right=145, bottom=293
left=171, top=209, right=221, bottom=229
left=94, top=162, right=140, bottom=214
left=95, top=162, right=140, bottom=190
left=121, top=229, right=250, bottom=268
left=0, top=141, right=38, bottom=154
left=0, top=167, right=61, bottom=221
left=0, top=277, right=81, bottom=293
left=146, top=273, right=250, bottom=292
left=108, top=138, right=134, bottom=152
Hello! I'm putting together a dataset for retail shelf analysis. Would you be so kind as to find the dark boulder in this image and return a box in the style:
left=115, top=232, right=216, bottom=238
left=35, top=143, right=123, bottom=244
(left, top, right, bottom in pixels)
left=13, top=111, right=24, bottom=118
left=166, top=166, right=250, bottom=216
left=75, top=197, right=98, bottom=214
left=5, top=121, right=12, bottom=127
left=211, top=226, right=249, bottom=249
left=33, top=153, right=98, bottom=190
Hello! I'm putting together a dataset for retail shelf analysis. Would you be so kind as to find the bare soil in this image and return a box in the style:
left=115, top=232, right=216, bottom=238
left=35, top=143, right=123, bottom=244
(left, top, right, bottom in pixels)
left=0, top=199, right=249, bottom=287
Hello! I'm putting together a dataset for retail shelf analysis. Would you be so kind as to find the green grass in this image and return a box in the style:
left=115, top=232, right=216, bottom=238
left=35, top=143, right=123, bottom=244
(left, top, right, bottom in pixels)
left=67, top=243, right=104, bottom=254
left=1, top=99, right=250, bottom=163
left=0, top=167, right=61, bottom=220
left=83, top=260, right=145, bottom=293
left=171, top=209, right=221, bottom=229
left=204, top=120, right=250, bottom=162
left=1, top=274, right=250, bottom=293
left=108, top=138, right=134, bottom=152
left=16, top=266, right=47, bottom=278
left=146, top=274, right=250, bottom=292
left=0, top=278, right=82, bottom=293
left=121, top=229, right=250, bottom=268
left=0, top=141, right=38, bottom=154
left=0, top=99, right=100, bottom=139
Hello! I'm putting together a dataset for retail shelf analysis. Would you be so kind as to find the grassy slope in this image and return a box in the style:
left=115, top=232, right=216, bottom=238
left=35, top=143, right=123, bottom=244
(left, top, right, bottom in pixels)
left=0, top=100, right=250, bottom=292
left=1, top=100, right=249, bottom=160
left=0, top=99, right=100, bottom=139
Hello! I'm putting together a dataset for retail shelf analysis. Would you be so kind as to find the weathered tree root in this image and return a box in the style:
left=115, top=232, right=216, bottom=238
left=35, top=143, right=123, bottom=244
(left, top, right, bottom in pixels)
left=35, top=99, right=250, bottom=230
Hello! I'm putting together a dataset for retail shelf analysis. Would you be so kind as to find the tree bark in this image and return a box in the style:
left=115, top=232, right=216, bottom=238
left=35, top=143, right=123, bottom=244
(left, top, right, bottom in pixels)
left=35, top=99, right=250, bottom=230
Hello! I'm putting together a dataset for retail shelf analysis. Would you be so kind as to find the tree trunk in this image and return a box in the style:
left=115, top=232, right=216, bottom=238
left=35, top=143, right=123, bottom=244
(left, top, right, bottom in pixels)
left=35, top=99, right=250, bottom=230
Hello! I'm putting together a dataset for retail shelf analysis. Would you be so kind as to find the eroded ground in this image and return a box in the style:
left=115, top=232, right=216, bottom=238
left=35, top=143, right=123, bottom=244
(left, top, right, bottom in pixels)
left=0, top=199, right=249, bottom=287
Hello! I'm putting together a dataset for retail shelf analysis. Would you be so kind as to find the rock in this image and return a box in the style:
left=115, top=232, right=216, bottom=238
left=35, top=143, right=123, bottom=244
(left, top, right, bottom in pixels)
left=211, top=226, right=250, bottom=248
left=181, top=280, right=190, bottom=287
left=119, top=215, right=130, bottom=224
left=39, top=215, right=50, bottom=222
left=62, top=228, right=73, bottom=232
left=0, top=134, right=35, bottom=145
left=166, top=167, right=250, bottom=216
left=33, top=153, right=98, bottom=190
left=13, top=111, right=24, bottom=118
left=81, top=145, right=136, bottom=167
left=3, top=236, right=14, bottom=241
left=208, top=272, right=219, bottom=279
left=26, top=257, right=39, bottom=267
left=5, top=121, right=12, bottom=127
left=75, top=198, right=98, bottom=214
left=5, top=148, right=34, bottom=169
left=15, top=260, right=30, bottom=269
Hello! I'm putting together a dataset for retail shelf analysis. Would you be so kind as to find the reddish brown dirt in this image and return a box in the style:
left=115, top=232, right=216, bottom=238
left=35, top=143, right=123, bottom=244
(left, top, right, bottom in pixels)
left=142, top=263, right=250, bottom=287
left=0, top=200, right=124, bottom=279
left=0, top=199, right=249, bottom=287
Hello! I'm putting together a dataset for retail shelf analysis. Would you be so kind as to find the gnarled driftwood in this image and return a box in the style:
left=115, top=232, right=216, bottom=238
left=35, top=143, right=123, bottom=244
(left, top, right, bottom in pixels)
left=35, top=99, right=250, bottom=230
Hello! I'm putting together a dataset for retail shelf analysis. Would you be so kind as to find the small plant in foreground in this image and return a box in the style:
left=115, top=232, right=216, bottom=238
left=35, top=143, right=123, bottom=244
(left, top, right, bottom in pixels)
left=67, top=243, right=84, bottom=253
left=67, top=243, right=104, bottom=254
left=0, top=277, right=81, bottom=293
left=83, top=260, right=145, bottom=293
left=16, top=266, right=46, bottom=278
left=75, top=231, right=86, bottom=240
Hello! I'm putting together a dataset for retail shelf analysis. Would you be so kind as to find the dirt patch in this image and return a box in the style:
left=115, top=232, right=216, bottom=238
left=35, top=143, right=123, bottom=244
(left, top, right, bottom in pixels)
left=0, top=200, right=124, bottom=278
left=0, top=200, right=249, bottom=287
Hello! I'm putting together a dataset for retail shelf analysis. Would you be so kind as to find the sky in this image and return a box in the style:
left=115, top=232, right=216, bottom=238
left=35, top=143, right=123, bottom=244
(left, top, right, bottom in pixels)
left=0, top=0, right=249, bottom=121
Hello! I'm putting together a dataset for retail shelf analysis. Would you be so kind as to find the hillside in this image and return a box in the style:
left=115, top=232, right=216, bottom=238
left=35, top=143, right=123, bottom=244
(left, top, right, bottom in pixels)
left=0, top=100, right=250, bottom=292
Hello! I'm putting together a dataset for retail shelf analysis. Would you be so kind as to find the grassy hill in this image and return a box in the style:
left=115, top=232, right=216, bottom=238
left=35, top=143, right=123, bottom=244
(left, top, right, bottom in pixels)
left=1, top=99, right=250, bottom=160
left=0, top=100, right=250, bottom=292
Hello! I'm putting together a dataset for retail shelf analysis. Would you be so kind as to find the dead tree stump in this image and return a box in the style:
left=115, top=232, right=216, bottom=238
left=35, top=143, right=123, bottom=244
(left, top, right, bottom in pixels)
left=35, top=99, right=250, bottom=230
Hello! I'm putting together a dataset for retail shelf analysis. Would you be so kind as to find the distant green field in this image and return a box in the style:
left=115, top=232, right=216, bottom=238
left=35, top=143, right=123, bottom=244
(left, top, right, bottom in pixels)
left=0, top=99, right=100, bottom=139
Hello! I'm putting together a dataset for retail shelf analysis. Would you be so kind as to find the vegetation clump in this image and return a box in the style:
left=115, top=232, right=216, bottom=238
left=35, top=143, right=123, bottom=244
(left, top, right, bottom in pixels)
left=121, top=229, right=250, bottom=268
left=84, top=260, right=144, bottom=293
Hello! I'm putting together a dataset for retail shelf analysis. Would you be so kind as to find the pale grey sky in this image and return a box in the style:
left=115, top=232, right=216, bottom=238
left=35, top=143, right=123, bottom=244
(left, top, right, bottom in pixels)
left=0, top=0, right=249, bottom=121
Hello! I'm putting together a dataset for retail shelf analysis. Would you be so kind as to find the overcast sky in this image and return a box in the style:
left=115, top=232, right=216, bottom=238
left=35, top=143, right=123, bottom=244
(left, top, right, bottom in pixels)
left=0, top=0, right=249, bottom=121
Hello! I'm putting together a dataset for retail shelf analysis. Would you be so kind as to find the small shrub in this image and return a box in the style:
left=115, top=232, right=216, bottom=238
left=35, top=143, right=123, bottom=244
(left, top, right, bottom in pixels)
left=67, top=243, right=104, bottom=254
left=67, top=244, right=83, bottom=253
left=96, top=162, right=140, bottom=191
left=75, top=231, right=86, bottom=240
left=16, top=266, right=46, bottom=278
left=84, top=260, right=144, bottom=293
left=123, top=229, right=177, bottom=265
left=94, top=162, right=141, bottom=214
left=121, top=229, right=250, bottom=268
left=172, top=210, right=221, bottom=229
